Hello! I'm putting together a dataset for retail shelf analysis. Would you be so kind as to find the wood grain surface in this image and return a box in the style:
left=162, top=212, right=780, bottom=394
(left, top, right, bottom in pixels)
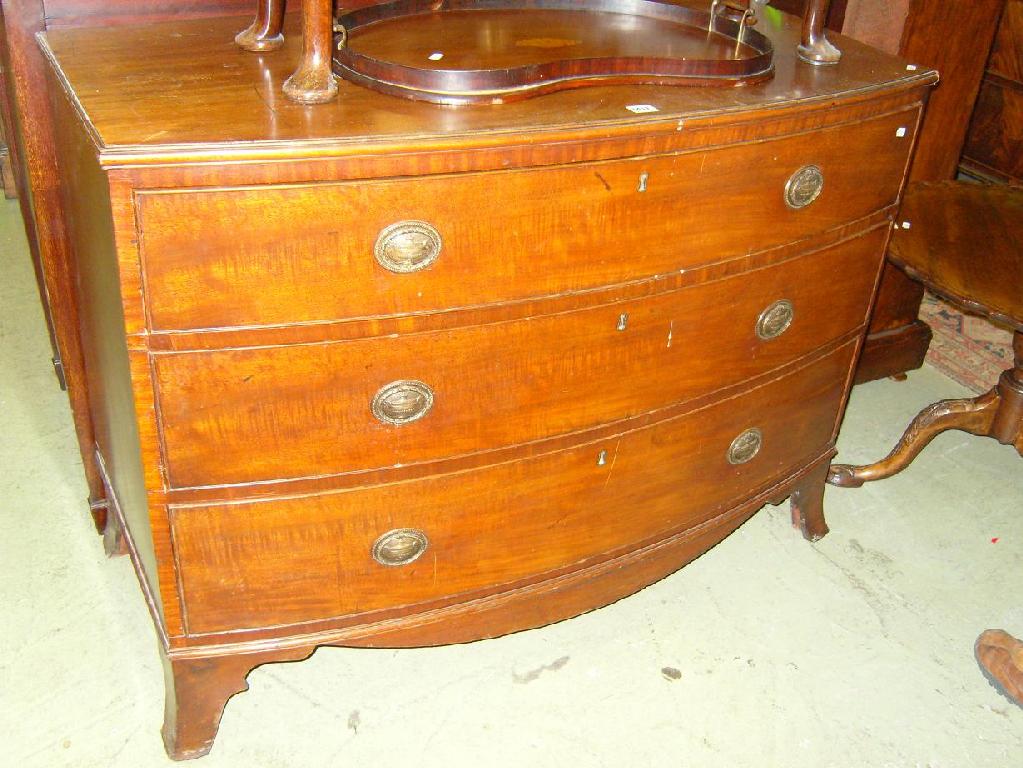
left=38, top=13, right=933, bottom=154
left=171, top=341, right=856, bottom=635
left=153, top=229, right=884, bottom=488
left=888, top=182, right=1023, bottom=331
left=901, top=0, right=1005, bottom=183
left=135, top=108, right=916, bottom=331
left=962, top=0, right=1023, bottom=184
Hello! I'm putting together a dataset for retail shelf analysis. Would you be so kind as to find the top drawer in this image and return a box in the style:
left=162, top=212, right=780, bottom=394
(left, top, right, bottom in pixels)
left=137, top=109, right=918, bottom=332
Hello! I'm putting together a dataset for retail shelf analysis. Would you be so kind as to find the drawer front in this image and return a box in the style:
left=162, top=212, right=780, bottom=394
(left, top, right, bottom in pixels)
left=154, top=229, right=885, bottom=488
left=137, top=108, right=916, bottom=331
left=172, top=341, right=855, bottom=635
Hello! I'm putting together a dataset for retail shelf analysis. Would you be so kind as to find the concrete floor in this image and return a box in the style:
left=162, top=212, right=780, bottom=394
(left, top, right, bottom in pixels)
left=1, top=195, right=1020, bottom=767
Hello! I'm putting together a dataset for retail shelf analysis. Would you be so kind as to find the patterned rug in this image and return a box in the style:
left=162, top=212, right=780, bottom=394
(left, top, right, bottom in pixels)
left=919, top=292, right=1014, bottom=394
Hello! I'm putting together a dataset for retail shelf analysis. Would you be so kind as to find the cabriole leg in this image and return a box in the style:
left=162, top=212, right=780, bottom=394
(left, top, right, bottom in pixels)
left=235, top=0, right=287, bottom=52
left=283, top=0, right=338, bottom=104
left=797, top=0, right=842, bottom=65
left=828, top=332, right=1023, bottom=487
left=828, top=389, right=1001, bottom=488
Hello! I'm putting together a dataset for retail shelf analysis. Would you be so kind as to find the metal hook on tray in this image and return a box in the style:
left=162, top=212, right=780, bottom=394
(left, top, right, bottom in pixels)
left=708, top=0, right=758, bottom=57
left=709, top=0, right=723, bottom=32
left=735, top=9, right=755, bottom=57
left=709, top=1, right=759, bottom=31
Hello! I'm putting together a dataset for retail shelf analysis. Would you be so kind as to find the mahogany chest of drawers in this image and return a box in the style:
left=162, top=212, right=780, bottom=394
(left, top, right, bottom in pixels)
left=40, top=11, right=935, bottom=760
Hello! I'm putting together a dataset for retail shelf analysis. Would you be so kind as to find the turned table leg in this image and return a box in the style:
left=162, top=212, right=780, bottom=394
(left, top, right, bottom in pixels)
left=790, top=460, right=831, bottom=542
left=161, top=647, right=314, bottom=760
left=236, top=0, right=286, bottom=52
left=283, top=0, right=338, bottom=104
left=990, top=332, right=1023, bottom=455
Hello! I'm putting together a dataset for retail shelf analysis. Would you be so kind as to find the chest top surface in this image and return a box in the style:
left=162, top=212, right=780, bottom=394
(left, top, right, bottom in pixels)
left=39, top=6, right=935, bottom=164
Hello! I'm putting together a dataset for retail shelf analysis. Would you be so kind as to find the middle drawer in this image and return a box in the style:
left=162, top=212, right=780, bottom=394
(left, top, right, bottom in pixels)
left=153, top=229, right=884, bottom=488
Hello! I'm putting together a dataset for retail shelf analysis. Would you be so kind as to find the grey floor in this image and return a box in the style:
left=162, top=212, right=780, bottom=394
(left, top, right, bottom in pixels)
left=2, top=196, right=1021, bottom=767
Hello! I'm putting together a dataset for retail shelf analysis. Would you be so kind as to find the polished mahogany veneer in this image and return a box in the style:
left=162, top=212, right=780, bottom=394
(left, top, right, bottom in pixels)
left=154, top=232, right=885, bottom=488
left=136, top=109, right=911, bottom=331
left=40, top=8, right=935, bottom=760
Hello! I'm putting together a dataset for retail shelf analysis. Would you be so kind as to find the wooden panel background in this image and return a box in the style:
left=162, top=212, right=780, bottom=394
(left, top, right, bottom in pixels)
left=962, top=0, right=1023, bottom=183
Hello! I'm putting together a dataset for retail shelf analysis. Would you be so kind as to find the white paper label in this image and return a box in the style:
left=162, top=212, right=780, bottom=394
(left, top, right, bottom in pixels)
left=625, top=104, right=660, bottom=114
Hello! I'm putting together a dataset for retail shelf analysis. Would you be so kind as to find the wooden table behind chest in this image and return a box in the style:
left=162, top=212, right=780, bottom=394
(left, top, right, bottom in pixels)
left=40, top=13, right=935, bottom=760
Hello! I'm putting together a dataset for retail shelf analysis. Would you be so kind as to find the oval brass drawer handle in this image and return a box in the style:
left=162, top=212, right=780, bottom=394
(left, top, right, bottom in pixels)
left=728, top=428, right=763, bottom=465
left=374, top=220, right=442, bottom=273
left=784, top=165, right=824, bottom=209
left=371, top=380, right=434, bottom=425
left=756, top=299, right=794, bottom=340
left=372, top=528, right=429, bottom=567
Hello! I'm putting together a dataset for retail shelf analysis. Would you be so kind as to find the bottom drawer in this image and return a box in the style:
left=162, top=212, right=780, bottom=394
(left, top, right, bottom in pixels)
left=171, top=341, right=856, bottom=636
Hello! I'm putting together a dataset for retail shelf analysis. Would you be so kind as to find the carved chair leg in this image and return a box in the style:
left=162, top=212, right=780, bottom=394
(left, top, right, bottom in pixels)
left=828, top=388, right=1001, bottom=488
left=235, top=0, right=286, bottom=52
left=790, top=460, right=831, bottom=542
left=161, top=647, right=314, bottom=760
left=283, top=0, right=338, bottom=104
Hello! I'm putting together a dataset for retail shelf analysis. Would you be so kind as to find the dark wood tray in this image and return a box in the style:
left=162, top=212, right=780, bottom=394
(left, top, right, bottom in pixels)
left=332, top=0, right=776, bottom=105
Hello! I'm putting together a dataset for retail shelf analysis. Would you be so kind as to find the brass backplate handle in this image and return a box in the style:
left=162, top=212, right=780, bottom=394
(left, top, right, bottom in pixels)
left=756, top=299, right=794, bottom=340
left=784, top=165, right=824, bottom=209
left=371, top=380, right=435, bottom=425
left=728, top=428, right=763, bottom=465
left=372, top=528, right=429, bottom=566
left=374, top=220, right=443, bottom=273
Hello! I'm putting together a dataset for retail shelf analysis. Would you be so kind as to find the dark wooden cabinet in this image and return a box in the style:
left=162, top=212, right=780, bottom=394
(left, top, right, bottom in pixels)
left=962, top=0, right=1023, bottom=184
